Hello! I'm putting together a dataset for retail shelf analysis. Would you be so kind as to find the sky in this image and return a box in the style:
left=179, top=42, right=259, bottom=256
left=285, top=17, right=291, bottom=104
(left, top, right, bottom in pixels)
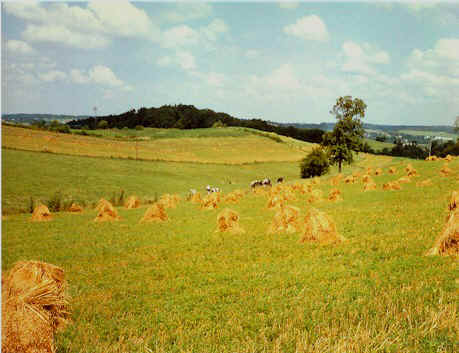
left=1, top=0, right=458, bottom=125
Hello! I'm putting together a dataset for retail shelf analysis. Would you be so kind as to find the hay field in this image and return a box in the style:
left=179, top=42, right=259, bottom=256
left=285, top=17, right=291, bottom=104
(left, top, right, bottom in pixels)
left=2, top=125, right=313, bottom=164
left=2, top=150, right=458, bottom=352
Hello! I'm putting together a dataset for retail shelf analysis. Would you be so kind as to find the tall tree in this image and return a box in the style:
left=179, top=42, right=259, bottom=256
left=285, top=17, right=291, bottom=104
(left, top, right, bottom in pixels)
left=322, top=96, right=367, bottom=173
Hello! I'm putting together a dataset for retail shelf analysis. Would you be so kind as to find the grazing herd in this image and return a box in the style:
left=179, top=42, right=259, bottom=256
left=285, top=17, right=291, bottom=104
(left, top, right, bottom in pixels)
left=190, top=177, right=285, bottom=196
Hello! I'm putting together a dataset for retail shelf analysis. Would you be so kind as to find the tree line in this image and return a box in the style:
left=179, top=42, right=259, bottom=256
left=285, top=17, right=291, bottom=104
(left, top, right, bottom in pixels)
left=66, top=104, right=325, bottom=144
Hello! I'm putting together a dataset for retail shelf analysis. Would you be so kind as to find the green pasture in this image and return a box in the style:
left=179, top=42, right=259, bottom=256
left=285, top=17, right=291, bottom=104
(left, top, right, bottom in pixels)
left=398, top=130, right=458, bottom=139
left=2, top=147, right=458, bottom=352
left=364, top=138, right=394, bottom=151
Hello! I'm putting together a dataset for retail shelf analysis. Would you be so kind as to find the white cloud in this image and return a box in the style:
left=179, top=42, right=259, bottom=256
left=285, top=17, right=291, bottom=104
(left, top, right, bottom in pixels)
left=279, top=2, right=299, bottom=10
left=340, top=41, right=390, bottom=75
left=283, top=15, right=329, bottom=42
left=191, top=71, right=227, bottom=87
left=6, top=40, right=35, bottom=55
left=200, top=19, right=229, bottom=42
left=38, top=70, right=67, bottom=82
left=7, top=1, right=160, bottom=49
left=245, top=49, right=259, bottom=59
left=247, top=64, right=302, bottom=97
left=23, top=24, right=110, bottom=49
left=161, top=3, right=213, bottom=23
left=162, top=25, right=200, bottom=48
left=157, top=50, right=196, bottom=71
left=70, top=65, right=131, bottom=91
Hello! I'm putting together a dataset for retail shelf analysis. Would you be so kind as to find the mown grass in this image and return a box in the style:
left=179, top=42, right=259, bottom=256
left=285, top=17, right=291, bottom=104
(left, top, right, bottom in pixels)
left=1, top=149, right=301, bottom=213
left=2, top=125, right=314, bottom=164
left=364, top=138, right=394, bottom=151
left=2, top=149, right=458, bottom=352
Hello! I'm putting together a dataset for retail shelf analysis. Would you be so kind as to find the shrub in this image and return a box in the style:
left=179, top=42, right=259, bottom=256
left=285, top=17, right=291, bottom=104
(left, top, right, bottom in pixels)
left=97, top=120, right=109, bottom=129
left=135, top=125, right=144, bottom=131
left=47, top=191, right=63, bottom=212
left=300, top=148, right=330, bottom=178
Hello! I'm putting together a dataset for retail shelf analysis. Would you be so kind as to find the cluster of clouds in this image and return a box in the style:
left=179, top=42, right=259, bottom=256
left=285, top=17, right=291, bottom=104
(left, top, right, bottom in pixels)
left=3, top=0, right=458, bottom=121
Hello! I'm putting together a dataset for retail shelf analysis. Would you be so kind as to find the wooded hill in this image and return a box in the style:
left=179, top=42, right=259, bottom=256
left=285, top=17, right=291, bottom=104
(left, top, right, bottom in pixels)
left=66, top=104, right=325, bottom=144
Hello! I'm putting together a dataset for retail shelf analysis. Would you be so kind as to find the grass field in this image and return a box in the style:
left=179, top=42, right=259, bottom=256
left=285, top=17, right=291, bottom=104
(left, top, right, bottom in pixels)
left=364, top=138, right=394, bottom=151
left=2, top=138, right=458, bottom=352
left=2, top=125, right=314, bottom=164
left=398, top=130, right=458, bottom=139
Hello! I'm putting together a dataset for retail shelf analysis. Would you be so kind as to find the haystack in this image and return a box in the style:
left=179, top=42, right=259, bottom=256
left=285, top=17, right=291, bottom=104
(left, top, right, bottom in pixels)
left=366, top=167, right=373, bottom=176
left=362, top=174, right=372, bottom=184
left=330, top=174, right=343, bottom=186
left=328, top=188, right=342, bottom=202
left=300, top=207, right=345, bottom=244
left=398, top=176, right=411, bottom=184
left=31, top=204, right=53, bottom=222
left=405, top=164, right=414, bottom=173
left=216, top=208, right=245, bottom=234
left=416, top=179, right=432, bottom=187
left=363, top=182, right=377, bottom=191
left=352, top=171, right=361, bottom=178
left=95, top=198, right=112, bottom=213
left=444, top=154, right=453, bottom=162
left=267, top=195, right=284, bottom=209
left=68, top=203, right=83, bottom=213
left=425, top=155, right=438, bottom=161
left=267, top=205, right=302, bottom=234
left=159, top=194, right=180, bottom=209
left=201, top=193, right=219, bottom=210
left=2, top=260, right=70, bottom=353
left=407, top=168, right=418, bottom=177
left=440, top=164, right=452, bottom=177
left=308, top=189, right=323, bottom=203
left=94, top=199, right=119, bottom=222
left=375, top=168, right=383, bottom=176
left=139, top=203, right=168, bottom=222
left=388, top=167, right=397, bottom=174
left=344, top=176, right=355, bottom=184
left=383, top=181, right=401, bottom=191
left=190, top=192, right=202, bottom=204
left=124, top=195, right=140, bottom=209
left=426, top=211, right=459, bottom=256
left=311, top=177, right=321, bottom=185
left=449, top=191, right=458, bottom=213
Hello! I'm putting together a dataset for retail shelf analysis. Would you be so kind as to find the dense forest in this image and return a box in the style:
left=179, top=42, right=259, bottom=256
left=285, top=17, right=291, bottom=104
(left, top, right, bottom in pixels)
left=67, top=104, right=325, bottom=144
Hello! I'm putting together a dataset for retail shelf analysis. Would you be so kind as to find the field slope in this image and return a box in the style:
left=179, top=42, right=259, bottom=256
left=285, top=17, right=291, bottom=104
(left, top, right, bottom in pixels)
left=2, top=140, right=458, bottom=352
left=2, top=125, right=314, bottom=164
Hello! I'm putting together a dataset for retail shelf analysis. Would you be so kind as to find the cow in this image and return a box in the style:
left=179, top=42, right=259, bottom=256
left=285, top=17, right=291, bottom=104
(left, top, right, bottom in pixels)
left=250, top=180, right=263, bottom=189
left=276, top=177, right=284, bottom=183
left=262, top=178, right=272, bottom=187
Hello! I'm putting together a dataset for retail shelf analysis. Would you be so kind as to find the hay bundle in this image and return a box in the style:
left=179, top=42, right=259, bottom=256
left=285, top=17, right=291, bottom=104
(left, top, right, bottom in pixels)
left=201, top=193, right=219, bottom=210
left=352, top=171, right=361, bottom=178
left=224, top=192, right=240, bottom=204
left=158, top=194, right=180, bottom=209
left=407, top=168, right=418, bottom=177
left=68, top=203, right=83, bottom=213
left=449, top=191, right=458, bottom=213
left=375, top=168, right=383, bottom=176
left=330, top=174, right=343, bottom=186
left=267, top=195, right=284, bottom=209
left=363, top=182, right=377, bottom=191
left=405, top=163, right=414, bottom=173
left=344, top=176, right=355, bottom=184
left=94, top=200, right=119, bottom=222
left=426, top=211, right=459, bottom=256
left=361, top=174, right=372, bottom=184
left=2, top=261, right=70, bottom=353
left=140, top=203, right=168, bottom=222
left=308, top=189, right=323, bottom=203
left=268, top=205, right=302, bottom=234
left=398, top=176, right=411, bottom=184
left=388, top=167, right=397, bottom=174
left=124, top=195, right=140, bottom=209
left=328, top=188, right=342, bottom=202
left=416, top=179, right=432, bottom=187
left=31, top=204, right=53, bottom=222
left=383, top=181, right=401, bottom=191
left=216, top=208, right=245, bottom=234
left=95, top=198, right=112, bottom=213
left=425, top=155, right=438, bottom=161
left=444, top=154, right=453, bottom=162
left=300, top=208, right=345, bottom=244
left=190, top=192, right=202, bottom=204
left=440, top=164, right=452, bottom=177
left=366, top=167, right=373, bottom=176
left=311, top=177, right=321, bottom=185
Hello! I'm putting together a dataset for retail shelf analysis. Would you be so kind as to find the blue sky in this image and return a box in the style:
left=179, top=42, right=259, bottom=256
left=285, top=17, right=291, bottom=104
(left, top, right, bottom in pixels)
left=2, top=1, right=458, bottom=125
